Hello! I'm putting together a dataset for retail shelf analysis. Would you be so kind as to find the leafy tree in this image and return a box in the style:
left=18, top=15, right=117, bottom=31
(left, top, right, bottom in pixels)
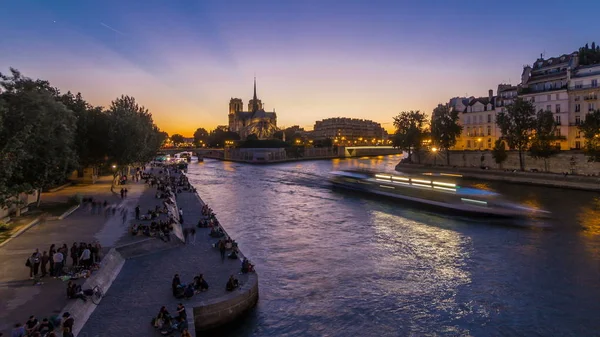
left=496, top=97, right=536, bottom=171
left=193, top=127, right=208, bottom=147
left=0, top=68, right=77, bottom=208
left=273, top=130, right=284, bottom=140
left=430, top=104, right=462, bottom=166
left=579, top=42, right=600, bottom=66
left=578, top=109, right=600, bottom=162
left=207, top=127, right=240, bottom=148
left=491, top=140, right=508, bottom=168
left=393, top=110, right=427, bottom=163
left=170, top=134, right=185, bottom=146
left=529, top=110, right=563, bottom=171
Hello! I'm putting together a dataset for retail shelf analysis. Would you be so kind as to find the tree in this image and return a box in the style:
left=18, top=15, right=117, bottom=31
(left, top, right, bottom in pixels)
left=430, top=104, right=462, bottom=166
left=529, top=110, right=563, bottom=171
left=496, top=97, right=536, bottom=171
left=193, top=127, right=208, bottom=147
left=206, top=127, right=240, bottom=148
left=170, top=134, right=185, bottom=147
left=491, top=140, right=508, bottom=168
left=393, top=110, right=427, bottom=163
left=578, top=109, right=600, bottom=162
left=0, top=68, right=77, bottom=207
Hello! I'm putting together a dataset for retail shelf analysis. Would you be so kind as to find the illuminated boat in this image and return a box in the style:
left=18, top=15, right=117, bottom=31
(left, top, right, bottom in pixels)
left=329, top=170, right=549, bottom=218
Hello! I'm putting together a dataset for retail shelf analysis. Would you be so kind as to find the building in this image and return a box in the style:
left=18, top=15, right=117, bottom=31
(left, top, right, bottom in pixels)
left=568, top=64, right=600, bottom=149
left=228, top=78, right=278, bottom=140
left=311, top=117, right=387, bottom=146
left=519, top=53, right=579, bottom=150
left=454, top=90, right=502, bottom=150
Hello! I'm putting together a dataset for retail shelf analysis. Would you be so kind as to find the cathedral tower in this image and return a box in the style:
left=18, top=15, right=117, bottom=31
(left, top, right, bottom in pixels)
left=248, top=77, right=263, bottom=112
left=229, top=98, right=243, bottom=114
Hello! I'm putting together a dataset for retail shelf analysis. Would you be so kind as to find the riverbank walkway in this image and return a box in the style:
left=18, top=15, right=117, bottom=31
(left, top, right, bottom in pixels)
left=79, top=169, right=251, bottom=336
left=0, top=175, right=145, bottom=336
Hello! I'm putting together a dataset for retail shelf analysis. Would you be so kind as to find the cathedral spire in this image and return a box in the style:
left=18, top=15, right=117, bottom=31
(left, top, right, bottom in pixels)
left=252, top=77, right=258, bottom=112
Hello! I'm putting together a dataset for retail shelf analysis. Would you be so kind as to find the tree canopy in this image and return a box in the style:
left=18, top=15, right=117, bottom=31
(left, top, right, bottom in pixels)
left=579, top=42, right=600, bottom=66
left=529, top=110, right=563, bottom=171
left=0, top=68, right=165, bottom=207
left=193, top=127, right=208, bottom=146
left=496, top=97, right=536, bottom=171
left=393, top=110, right=427, bottom=163
left=578, top=109, right=600, bottom=162
left=430, top=104, right=462, bottom=165
left=170, top=134, right=186, bottom=146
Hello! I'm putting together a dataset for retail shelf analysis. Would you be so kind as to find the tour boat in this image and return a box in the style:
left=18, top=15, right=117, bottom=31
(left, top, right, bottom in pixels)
left=329, top=170, right=550, bottom=218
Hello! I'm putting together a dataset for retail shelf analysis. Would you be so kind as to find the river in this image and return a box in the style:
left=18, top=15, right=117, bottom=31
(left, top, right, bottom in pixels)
left=187, top=155, right=600, bottom=337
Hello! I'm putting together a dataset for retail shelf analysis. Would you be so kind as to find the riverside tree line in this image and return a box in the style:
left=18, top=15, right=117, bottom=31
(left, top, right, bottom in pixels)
left=0, top=68, right=166, bottom=207
left=392, top=97, right=600, bottom=171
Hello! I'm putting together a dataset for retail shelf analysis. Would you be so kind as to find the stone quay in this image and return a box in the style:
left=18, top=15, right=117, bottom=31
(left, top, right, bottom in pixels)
left=80, top=166, right=259, bottom=336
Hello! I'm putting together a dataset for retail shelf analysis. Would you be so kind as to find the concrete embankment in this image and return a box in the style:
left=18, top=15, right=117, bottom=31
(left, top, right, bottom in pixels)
left=396, top=163, right=600, bottom=192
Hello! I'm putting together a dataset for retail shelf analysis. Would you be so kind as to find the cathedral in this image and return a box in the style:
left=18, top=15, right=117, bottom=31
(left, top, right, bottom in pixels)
left=228, top=79, right=278, bottom=140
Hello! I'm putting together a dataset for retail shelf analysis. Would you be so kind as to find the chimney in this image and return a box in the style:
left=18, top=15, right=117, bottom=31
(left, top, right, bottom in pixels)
left=488, top=89, right=493, bottom=100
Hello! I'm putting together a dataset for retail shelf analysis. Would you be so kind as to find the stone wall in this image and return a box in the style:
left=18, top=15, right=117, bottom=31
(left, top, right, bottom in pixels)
left=416, top=150, right=600, bottom=175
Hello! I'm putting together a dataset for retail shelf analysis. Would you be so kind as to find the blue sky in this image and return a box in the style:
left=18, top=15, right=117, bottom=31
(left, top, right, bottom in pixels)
left=1, top=0, right=598, bottom=135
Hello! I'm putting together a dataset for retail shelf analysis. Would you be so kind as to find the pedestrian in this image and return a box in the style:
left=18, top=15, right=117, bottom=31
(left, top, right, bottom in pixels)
left=80, top=245, right=91, bottom=269
left=70, top=243, right=78, bottom=266
left=183, top=228, right=189, bottom=244
left=28, top=249, right=41, bottom=279
left=177, top=303, right=186, bottom=321
left=41, top=251, right=49, bottom=277
left=179, top=208, right=184, bottom=224
left=124, top=188, right=128, bottom=197
left=219, top=240, right=226, bottom=263
left=135, top=205, right=140, bottom=220
left=190, top=228, right=196, bottom=245
left=53, top=249, right=64, bottom=277
left=61, top=244, right=69, bottom=264
left=49, top=244, right=56, bottom=276
left=120, top=188, right=124, bottom=199
left=122, top=210, right=127, bottom=224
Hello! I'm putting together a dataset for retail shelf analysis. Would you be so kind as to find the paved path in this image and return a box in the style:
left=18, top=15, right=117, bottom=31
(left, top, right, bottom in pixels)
left=0, top=176, right=148, bottom=335
left=80, top=173, right=248, bottom=337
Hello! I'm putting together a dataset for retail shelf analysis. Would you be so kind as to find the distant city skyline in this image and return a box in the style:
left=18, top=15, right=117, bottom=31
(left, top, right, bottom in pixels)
left=1, top=0, right=598, bottom=136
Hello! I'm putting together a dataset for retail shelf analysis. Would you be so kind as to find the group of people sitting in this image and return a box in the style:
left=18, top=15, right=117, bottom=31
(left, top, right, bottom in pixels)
left=13, top=312, right=74, bottom=337
left=130, top=220, right=173, bottom=240
left=171, top=273, right=210, bottom=299
left=209, top=226, right=226, bottom=238
left=152, top=305, right=192, bottom=337
left=66, top=280, right=94, bottom=302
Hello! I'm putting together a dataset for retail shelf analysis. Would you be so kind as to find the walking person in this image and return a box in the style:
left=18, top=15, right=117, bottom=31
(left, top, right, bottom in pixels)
left=122, top=209, right=127, bottom=224
left=183, top=228, right=189, bottom=244
left=70, top=243, right=78, bottom=267
left=190, top=228, right=196, bottom=245
left=219, top=240, right=226, bottom=263
left=41, top=251, right=49, bottom=277
left=135, top=205, right=140, bottom=220
left=179, top=208, right=184, bottom=224
left=53, top=249, right=64, bottom=277
left=49, top=244, right=56, bottom=276
left=120, top=188, right=125, bottom=199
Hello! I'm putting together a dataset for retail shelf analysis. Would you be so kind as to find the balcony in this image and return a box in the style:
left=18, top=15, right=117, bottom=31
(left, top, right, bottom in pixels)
left=584, top=94, right=598, bottom=101
left=519, top=84, right=568, bottom=95
left=569, top=83, right=599, bottom=91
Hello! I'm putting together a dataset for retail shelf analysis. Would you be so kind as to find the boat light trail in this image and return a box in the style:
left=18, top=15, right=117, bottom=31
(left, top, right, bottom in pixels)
left=433, top=181, right=456, bottom=187
left=411, top=179, right=431, bottom=184
left=461, top=198, right=487, bottom=205
left=433, top=186, right=456, bottom=192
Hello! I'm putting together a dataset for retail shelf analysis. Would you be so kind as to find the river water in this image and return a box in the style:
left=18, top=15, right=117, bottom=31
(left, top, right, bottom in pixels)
left=187, top=156, right=600, bottom=337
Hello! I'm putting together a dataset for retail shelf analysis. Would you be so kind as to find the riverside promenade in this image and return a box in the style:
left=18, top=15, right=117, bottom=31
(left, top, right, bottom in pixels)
left=0, top=176, right=146, bottom=336
left=79, top=168, right=258, bottom=336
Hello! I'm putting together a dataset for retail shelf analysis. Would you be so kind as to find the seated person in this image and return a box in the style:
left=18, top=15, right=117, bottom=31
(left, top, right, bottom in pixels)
left=25, top=315, right=40, bottom=335
left=131, top=224, right=139, bottom=235
left=241, top=258, right=255, bottom=273
left=183, top=284, right=195, bottom=299
left=66, top=281, right=87, bottom=302
left=38, top=318, right=55, bottom=335
left=226, top=275, right=239, bottom=291
left=154, top=306, right=171, bottom=328
left=228, top=249, right=239, bottom=260
left=193, top=274, right=209, bottom=292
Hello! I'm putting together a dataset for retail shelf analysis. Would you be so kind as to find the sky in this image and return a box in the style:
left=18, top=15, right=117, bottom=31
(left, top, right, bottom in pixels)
left=1, top=0, right=599, bottom=136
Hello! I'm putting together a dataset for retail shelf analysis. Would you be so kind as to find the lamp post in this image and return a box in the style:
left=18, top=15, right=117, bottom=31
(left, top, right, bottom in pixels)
left=431, top=147, right=438, bottom=166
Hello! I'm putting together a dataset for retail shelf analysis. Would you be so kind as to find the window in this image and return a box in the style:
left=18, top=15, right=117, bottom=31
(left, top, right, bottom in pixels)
left=479, top=126, right=483, bottom=136
left=487, top=138, right=492, bottom=148
left=555, top=115, right=561, bottom=125
left=547, top=95, right=551, bottom=101
left=487, top=126, right=491, bottom=136
left=593, top=79, right=598, bottom=88
left=575, top=141, right=581, bottom=149
left=576, top=130, right=581, bottom=139
left=555, top=129, right=561, bottom=137
left=466, top=116, right=471, bottom=124
left=556, top=93, right=560, bottom=100
left=487, top=114, right=491, bottom=123
left=546, top=105, right=552, bottom=112
left=479, top=115, right=483, bottom=123
left=575, top=104, right=581, bottom=112
left=575, top=81, right=583, bottom=89
left=576, top=115, right=581, bottom=125
left=590, top=103, right=596, bottom=112
left=556, top=104, right=561, bottom=113
left=467, top=127, right=471, bottom=136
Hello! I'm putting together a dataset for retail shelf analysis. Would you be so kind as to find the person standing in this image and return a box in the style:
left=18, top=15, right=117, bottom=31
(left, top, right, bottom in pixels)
left=41, top=251, right=49, bottom=277
left=190, top=228, right=196, bottom=245
left=79, top=245, right=91, bottom=269
left=179, top=208, right=184, bottom=224
left=219, top=240, right=226, bottom=263
left=183, top=228, right=189, bottom=244
left=135, top=205, right=140, bottom=220
left=120, top=188, right=125, bottom=199
left=49, top=244, right=56, bottom=276
left=29, top=249, right=41, bottom=279
left=70, top=243, right=78, bottom=267
left=53, top=249, right=64, bottom=277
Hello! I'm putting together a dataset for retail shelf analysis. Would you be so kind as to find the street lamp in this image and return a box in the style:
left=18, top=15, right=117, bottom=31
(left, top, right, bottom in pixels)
left=431, top=147, right=438, bottom=166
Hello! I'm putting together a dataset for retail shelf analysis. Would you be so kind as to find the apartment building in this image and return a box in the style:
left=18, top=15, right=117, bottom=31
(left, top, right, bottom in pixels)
left=568, top=64, right=600, bottom=149
left=311, top=117, right=387, bottom=145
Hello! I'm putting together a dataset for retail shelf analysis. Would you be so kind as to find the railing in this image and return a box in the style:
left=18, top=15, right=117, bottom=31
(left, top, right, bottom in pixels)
left=584, top=95, right=598, bottom=101
left=569, top=84, right=599, bottom=91
left=519, top=84, right=568, bottom=94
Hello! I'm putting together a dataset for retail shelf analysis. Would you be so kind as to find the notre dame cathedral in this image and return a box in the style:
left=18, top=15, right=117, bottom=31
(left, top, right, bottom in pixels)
left=228, top=78, right=278, bottom=140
